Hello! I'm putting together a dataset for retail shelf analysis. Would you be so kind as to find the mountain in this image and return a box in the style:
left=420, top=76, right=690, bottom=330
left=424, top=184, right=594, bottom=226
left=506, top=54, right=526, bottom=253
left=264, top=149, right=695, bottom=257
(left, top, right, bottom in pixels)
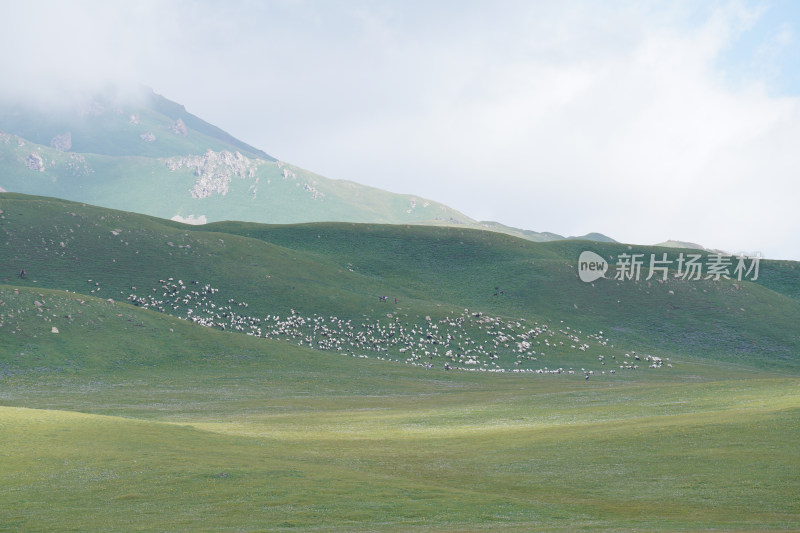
left=0, top=86, right=270, bottom=160
left=567, top=232, right=617, bottom=242
left=655, top=239, right=707, bottom=250
left=477, top=220, right=616, bottom=243
left=0, top=87, right=613, bottom=242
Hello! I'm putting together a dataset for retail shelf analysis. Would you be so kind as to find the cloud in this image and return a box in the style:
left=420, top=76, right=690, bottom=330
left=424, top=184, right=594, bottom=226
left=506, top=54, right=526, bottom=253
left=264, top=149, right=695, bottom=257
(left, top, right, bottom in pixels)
left=242, top=1, right=799, bottom=259
left=1, top=0, right=798, bottom=259
left=0, top=1, right=190, bottom=109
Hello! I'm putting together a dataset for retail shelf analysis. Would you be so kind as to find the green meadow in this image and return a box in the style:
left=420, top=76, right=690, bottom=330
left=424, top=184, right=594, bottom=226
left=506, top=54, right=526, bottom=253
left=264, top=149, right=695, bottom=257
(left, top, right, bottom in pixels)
left=2, top=330, right=798, bottom=531
left=1, top=194, right=799, bottom=531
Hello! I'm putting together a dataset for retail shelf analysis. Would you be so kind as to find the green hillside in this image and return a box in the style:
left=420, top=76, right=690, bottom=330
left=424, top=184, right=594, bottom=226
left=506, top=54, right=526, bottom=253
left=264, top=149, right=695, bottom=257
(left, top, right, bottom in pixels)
left=1, top=283, right=798, bottom=531
left=654, top=239, right=707, bottom=250
left=1, top=193, right=799, bottom=531
left=2, top=193, right=798, bottom=374
left=0, top=88, right=615, bottom=243
left=0, top=128, right=481, bottom=227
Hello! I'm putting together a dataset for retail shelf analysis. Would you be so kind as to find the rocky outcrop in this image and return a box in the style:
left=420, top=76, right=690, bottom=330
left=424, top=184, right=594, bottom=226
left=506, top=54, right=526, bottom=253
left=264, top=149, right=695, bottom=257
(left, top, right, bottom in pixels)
left=170, top=118, right=188, bottom=136
left=249, top=177, right=259, bottom=199
left=165, top=149, right=260, bottom=199
left=50, top=132, right=72, bottom=151
left=140, top=132, right=156, bottom=142
left=66, top=153, right=93, bottom=176
left=303, top=183, right=324, bottom=200
left=25, top=152, right=45, bottom=172
left=281, top=165, right=322, bottom=200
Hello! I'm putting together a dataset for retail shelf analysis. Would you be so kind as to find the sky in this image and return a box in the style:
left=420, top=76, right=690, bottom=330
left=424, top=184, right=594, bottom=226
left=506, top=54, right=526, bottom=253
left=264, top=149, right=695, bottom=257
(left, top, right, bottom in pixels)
left=1, top=0, right=799, bottom=260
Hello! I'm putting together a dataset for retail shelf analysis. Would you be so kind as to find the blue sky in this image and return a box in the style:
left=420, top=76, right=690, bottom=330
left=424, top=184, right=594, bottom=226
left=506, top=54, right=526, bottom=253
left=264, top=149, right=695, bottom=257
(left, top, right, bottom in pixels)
left=1, top=0, right=799, bottom=259
left=715, top=0, right=800, bottom=95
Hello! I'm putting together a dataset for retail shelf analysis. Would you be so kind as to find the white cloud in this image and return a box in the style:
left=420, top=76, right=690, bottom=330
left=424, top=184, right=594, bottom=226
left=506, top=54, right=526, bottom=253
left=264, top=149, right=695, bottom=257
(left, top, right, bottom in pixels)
left=246, top=1, right=800, bottom=259
left=1, top=0, right=798, bottom=259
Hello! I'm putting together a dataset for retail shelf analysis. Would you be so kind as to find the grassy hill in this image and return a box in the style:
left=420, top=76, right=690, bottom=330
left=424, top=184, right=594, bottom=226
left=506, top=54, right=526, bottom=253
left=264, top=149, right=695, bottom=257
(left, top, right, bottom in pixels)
left=1, top=282, right=798, bottom=531
left=2, top=193, right=799, bottom=531
left=474, top=220, right=617, bottom=243
left=2, top=193, right=798, bottom=374
left=654, top=239, right=707, bottom=250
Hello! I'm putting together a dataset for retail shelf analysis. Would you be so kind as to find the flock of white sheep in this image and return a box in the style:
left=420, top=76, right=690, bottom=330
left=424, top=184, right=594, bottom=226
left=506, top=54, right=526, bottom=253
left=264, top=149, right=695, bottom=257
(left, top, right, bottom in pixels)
left=128, top=279, right=672, bottom=377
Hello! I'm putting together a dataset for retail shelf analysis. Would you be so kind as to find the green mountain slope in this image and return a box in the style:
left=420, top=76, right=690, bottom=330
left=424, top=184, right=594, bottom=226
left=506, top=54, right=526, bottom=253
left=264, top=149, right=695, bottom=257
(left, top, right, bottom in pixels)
left=1, top=194, right=799, bottom=532
left=0, top=88, right=613, bottom=242
left=0, top=136, right=475, bottom=226
left=2, top=193, right=798, bottom=375
left=655, top=239, right=707, bottom=250
left=476, top=220, right=600, bottom=243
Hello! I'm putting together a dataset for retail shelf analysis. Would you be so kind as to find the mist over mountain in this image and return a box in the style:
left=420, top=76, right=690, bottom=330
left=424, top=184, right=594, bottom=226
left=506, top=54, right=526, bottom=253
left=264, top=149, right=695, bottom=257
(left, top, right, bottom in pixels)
left=0, top=86, right=614, bottom=243
left=0, top=85, right=269, bottom=159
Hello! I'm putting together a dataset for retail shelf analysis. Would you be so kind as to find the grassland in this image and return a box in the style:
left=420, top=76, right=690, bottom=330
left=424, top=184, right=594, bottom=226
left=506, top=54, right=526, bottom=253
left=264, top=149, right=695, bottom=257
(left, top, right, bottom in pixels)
left=1, top=194, right=799, bottom=531
left=1, top=299, right=797, bottom=531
